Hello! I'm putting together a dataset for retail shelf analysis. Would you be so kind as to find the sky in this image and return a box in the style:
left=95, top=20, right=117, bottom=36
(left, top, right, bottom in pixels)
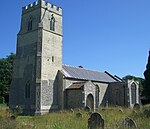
left=0, top=0, right=150, bottom=78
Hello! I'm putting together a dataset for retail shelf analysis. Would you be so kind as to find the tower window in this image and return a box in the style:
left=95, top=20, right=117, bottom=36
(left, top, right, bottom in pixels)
left=28, top=17, right=32, bottom=31
left=52, top=56, right=54, bottom=62
left=25, top=81, right=30, bottom=98
left=50, top=14, right=55, bottom=31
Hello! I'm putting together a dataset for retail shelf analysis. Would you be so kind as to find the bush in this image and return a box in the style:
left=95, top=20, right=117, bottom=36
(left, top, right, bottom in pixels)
left=10, top=105, right=23, bottom=117
left=0, top=97, right=5, bottom=104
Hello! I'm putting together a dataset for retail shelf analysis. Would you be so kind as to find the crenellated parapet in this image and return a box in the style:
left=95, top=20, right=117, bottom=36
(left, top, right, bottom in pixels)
left=22, top=0, right=62, bottom=15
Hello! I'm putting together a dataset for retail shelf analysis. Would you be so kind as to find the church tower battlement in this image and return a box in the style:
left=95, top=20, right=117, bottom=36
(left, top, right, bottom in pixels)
left=9, top=0, right=63, bottom=115
left=22, top=0, right=62, bottom=15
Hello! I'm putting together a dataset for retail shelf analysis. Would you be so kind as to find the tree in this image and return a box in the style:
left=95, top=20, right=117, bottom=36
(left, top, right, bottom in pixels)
left=0, top=53, right=15, bottom=103
left=143, top=51, right=150, bottom=100
left=122, top=75, right=144, bottom=95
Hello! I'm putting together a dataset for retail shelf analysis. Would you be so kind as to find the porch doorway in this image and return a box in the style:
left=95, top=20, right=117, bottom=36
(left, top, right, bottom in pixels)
left=86, top=94, right=94, bottom=109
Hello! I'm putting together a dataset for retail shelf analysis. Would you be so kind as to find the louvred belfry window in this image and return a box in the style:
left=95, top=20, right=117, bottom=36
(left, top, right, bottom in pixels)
left=28, top=17, right=32, bottom=31
left=50, top=14, right=55, bottom=31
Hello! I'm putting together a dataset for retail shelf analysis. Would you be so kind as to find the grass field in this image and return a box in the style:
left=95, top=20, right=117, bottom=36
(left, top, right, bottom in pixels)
left=0, top=104, right=150, bottom=129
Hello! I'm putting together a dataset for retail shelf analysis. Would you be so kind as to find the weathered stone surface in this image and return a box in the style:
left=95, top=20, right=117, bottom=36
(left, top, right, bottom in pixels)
left=88, top=112, right=104, bottom=129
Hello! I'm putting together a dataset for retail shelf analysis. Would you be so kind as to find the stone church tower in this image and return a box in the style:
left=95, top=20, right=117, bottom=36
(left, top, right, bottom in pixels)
left=9, top=0, right=62, bottom=115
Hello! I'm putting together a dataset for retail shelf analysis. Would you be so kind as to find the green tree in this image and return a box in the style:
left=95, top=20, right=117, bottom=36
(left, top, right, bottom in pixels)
left=0, top=53, right=15, bottom=103
left=143, top=51, right=150, bottom=99
left=122, top=75, right=144, bottom=95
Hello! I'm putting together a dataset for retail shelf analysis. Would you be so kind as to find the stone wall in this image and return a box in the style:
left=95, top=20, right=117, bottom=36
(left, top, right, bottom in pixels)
left=108, top=82, right=126, bottom=106
left=66, top=89, right=83, bottom=109
left=62, top=77, right=111, bottom=110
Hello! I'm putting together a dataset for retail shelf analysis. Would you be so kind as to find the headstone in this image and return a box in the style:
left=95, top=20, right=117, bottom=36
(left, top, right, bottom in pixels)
left=132, top=110, right=137, bottom=115
left=118, top=108, right=124, bottom=113
left=88, top=112, right=104, bottom=129
left=70, top=108, right=74, bottom=113
left=144, top=109, right=150, bottom=118
left=85, top=106, right=91, bottom=112
left=88, top=111, right=93, bottom=116
left=101, top=108, right=106, bottom=111
left=123, top=117, right=137, bottom=129
left=133, top=103, right=140, bottom=110
left=77, top=108, right=81, bottom=112
left=10, top=115, right=16, bottom=120
left=76, top=112, right=82, bottom=118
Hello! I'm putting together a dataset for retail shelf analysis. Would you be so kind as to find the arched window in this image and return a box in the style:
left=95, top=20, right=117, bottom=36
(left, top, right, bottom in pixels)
left=28, top=17, right=32, bottom=31
left=50, top=14, right=55, bottom=31
left=95, top=85, right=100, bottom=108
left=131, top=83, right=136, bottom=104
left=25, top=81, right=30, bottom=98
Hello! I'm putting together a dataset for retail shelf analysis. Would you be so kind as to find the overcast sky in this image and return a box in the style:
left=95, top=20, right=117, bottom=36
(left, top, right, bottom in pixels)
left=0, top=0, right=150, bottom=78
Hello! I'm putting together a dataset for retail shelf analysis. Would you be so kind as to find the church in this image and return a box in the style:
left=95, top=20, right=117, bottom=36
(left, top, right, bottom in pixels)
left=9, top=0, right=140, bottom=115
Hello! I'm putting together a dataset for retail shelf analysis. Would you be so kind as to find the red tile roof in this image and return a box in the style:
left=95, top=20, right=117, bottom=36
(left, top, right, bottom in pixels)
left=67, top=82, right=85, bottom=89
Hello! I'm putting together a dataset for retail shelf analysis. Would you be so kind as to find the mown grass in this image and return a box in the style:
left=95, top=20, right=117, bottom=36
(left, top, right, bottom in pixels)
left=0, top=104, right=150, bottom=129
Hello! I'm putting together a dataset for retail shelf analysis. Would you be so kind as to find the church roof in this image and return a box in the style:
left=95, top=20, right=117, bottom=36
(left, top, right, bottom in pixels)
left=62, top=65, right=118, bottom=83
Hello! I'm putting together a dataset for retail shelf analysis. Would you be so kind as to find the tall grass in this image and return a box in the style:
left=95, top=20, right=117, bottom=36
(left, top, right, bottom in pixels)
left=0, top=104, right=150, bottom=129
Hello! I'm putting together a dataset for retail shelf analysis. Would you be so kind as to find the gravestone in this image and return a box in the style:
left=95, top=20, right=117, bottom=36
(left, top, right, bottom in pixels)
left=133, top=103, right=140, bottom=110
left=144, top=109, right=150, bottom=118
left=70, top=108, right=74, bottom=113
left=118, top=108, right=124, bottom=113
left=88, top=112, right=104, bottom=129
left=132, top=110, right=137, bottom=115
left=76, top=112, right=82, bottom=118
left=123, top=117, right=137, bottom=129
left=101, top=108, right=106, bottom=111
left=88, top=111, right=93, bottom=116
left=10, top=115, right=16, bottom=120
left=85, top=106, right=91, bottom=112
